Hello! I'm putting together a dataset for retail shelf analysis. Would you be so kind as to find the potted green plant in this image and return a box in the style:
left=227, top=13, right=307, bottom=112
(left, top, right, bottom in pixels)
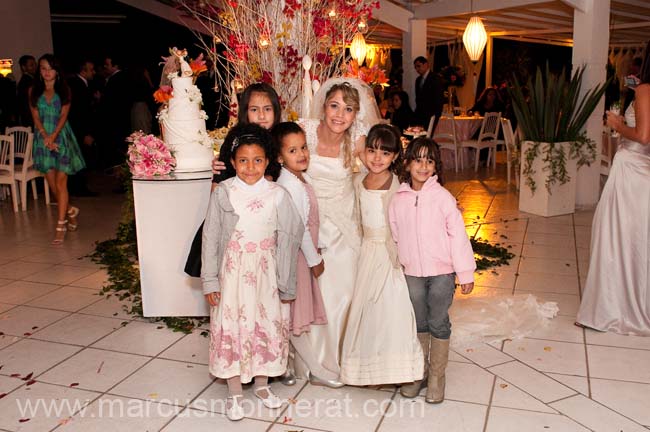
left=509, top=64, right=609, bottom=217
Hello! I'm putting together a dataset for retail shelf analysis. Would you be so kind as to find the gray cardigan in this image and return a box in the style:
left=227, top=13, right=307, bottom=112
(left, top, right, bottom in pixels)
left=200, top=178, right=304, bottom=301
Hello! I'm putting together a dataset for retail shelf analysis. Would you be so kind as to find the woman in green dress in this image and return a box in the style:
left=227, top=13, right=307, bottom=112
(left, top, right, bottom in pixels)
left=29, top=54, right=85, bottom=244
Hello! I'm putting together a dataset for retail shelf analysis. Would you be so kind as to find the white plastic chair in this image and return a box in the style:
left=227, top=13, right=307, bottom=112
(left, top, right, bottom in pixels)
left=5, top=126, right=50, bottom=211
left=0, top=135, right=18, bottom=212
left=433, top=112, right=462, bottom=172
left=501, top=118, right=518, bottom=187
left=461, top=112, right=503, bottom=171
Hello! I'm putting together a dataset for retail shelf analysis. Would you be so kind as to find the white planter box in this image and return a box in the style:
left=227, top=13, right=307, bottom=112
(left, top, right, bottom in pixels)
left=518, top=141, right=578, bottom=217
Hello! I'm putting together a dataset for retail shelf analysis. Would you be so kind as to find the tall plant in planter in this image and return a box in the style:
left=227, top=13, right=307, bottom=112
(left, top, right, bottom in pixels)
left=508, top=64, right=608, bottom=216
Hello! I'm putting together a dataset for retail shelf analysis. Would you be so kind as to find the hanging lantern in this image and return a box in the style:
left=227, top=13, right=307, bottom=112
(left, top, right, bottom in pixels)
left=233, top=77, right=244, bottom=92
left=357, top=18, right=368, bottom=35
left=462, top=16, right=487, bottom=62
left=350, top=32, right=367, bottom=65
left=0, top=59, right=13, bottom=77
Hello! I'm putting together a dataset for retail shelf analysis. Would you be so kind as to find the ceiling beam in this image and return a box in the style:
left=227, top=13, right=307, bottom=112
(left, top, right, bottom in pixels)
left=559, top=0, right=589, bottom=13
left=413, top=0, right=557, bottom=20
left=374, top=0, right=413, bottom=32
left=490, top=26, right=574, bottom=36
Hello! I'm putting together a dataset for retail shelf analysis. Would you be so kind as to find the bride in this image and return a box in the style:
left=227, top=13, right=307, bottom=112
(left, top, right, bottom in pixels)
left=576, top=42, right=650, bottom=335
left=292, top=78, right=382, bottom=386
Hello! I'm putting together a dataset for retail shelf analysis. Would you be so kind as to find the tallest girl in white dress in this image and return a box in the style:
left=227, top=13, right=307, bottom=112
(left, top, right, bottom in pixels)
left=295, top=78, right=381, bottom=385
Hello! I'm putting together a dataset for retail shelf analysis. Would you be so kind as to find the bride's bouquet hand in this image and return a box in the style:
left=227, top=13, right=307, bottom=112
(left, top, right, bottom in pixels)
left=605, top=111, right=624, bottom=135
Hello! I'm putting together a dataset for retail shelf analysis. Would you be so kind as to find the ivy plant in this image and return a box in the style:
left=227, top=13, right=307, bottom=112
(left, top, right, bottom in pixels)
left=509, top=64, right=607, bottom=194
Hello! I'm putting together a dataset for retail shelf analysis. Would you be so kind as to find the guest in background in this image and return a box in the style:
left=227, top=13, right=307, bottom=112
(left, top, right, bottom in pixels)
left=469, top=87, right=505, bottom=116
left=98, top=55, right=130, bottom=169
left=385, top=90, right=414, bottom=134
left=29, top=54, right=85, bottom=244
left=128, top=63, right=154, bottom=134
left=0, top=73, right=16, bottom=130
left=68, top=59, right=98, bottom=197
left=17, top=55, right=37, bottom=127
left=413, top=56, right=444, bottom=130
left=195, top=56, right=219, bottom=130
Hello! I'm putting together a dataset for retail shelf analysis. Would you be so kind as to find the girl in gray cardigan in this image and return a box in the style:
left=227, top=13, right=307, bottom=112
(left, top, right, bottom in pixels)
left=201, top=124, right=304, bottom=421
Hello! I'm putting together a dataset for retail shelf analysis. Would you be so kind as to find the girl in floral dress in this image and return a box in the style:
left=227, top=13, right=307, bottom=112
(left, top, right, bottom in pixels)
left=29, top=54, right=85, bottom=244
left=201, top=123, right=303, bottom=421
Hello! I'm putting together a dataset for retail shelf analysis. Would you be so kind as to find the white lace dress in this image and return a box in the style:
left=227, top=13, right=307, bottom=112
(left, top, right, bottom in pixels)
left=577, top=102, right=650, bottom=335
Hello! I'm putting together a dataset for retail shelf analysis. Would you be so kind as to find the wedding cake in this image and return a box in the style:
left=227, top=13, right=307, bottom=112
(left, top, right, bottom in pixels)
left=159, top=76, right=213, bottom=172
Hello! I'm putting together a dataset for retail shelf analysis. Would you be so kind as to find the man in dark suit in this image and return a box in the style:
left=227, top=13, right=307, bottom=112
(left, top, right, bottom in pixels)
left=413, top=56, right=444, bottom=130
left=98, top=55, right=131, bottom=169
left=195, top=57, right=219, bottom=130
left=16, top=55, right=37, bottom=127
left=68, top=59, right=98, bottom=196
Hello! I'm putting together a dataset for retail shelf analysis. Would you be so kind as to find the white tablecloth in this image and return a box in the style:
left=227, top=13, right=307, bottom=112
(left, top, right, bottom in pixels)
left=436, top=116, right=483, bottom=141
left=434, top=116, right=484, bottom=169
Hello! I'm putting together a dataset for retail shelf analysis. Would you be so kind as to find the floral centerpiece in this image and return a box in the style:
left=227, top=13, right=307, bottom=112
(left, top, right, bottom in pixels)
left=343, top=59, right=389, bottom=87
left=178, top=0, right=380, bottom=117
left=126, top=131, right=176, bottom=176
left=440, top=65, right=466, bottom=87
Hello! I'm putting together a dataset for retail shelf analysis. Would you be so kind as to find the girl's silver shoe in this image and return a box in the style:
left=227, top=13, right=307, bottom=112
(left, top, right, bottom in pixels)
left=309, top=372, right=345, bottom=389
left=280, top=371, right=296, bottom=386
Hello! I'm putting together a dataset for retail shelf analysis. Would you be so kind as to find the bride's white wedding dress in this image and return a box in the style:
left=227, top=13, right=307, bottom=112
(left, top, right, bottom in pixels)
left=292, top=119, right=362, bottom=381
left=577, top=102, right=650, bottom=335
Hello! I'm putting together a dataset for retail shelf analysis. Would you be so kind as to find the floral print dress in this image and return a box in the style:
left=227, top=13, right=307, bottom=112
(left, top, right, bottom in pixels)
left=209, top=180, right=291, bottom=382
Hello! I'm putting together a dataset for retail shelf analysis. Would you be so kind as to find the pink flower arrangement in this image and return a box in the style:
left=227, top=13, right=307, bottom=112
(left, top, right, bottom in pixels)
left=126, top=131, right=176, bottom=176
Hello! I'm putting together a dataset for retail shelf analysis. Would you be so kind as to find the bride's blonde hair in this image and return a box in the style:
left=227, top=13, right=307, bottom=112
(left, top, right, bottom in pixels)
left=324, top=82, right=360, bottom=168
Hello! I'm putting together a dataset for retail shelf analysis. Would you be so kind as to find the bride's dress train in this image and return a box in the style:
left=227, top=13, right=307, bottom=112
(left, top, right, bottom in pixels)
left=450, top=291, right=559, bottom=349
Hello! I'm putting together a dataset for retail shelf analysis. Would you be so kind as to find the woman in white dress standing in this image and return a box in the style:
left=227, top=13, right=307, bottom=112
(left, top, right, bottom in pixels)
left=576, top=41, right=650, bottom=336
left=296, top=78, right=381, bottom=386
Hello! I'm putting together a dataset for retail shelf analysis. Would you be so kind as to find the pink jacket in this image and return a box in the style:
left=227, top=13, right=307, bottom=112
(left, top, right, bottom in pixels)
left=388, top=176, right=476, bottom=284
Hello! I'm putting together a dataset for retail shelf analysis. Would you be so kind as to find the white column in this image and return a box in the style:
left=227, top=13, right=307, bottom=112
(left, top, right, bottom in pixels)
left=0, top=0, right=53, bottom=79
left=402, top=19, right=428, bottom=111
left=572, top=0, right=609, bottom=209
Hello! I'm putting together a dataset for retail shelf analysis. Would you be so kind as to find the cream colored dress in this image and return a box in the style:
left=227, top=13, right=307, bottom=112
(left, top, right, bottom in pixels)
left=340, top=186, right=423, bottom=385
left=290, top=119, right=362, bottom=381
left=576, top=102, right=650, bottom=335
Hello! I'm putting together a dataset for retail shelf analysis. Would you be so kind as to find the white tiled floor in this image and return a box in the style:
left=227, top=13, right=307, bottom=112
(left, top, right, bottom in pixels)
left=1, top=170, right=649, bottom=431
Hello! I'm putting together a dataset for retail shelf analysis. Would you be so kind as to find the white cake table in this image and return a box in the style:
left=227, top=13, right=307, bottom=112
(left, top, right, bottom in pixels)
left=133, top=171, right=212, bottom=317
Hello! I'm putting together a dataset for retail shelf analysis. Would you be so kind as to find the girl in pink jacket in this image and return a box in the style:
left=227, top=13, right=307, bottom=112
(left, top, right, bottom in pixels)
left=388, top=137, right=476, bottom=404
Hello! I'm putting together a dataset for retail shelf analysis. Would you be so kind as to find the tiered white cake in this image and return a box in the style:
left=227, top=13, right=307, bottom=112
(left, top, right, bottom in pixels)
left=160, top=77, right=213, bottom=172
